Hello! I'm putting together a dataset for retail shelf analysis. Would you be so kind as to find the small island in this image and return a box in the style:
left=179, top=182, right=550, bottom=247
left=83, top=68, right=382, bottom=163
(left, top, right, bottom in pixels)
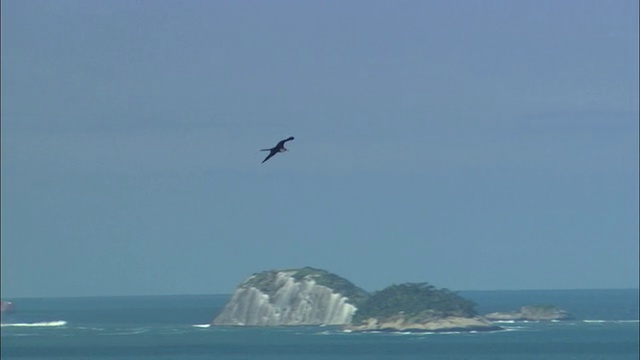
left=212, top=267, right=502, bottom=332
left=1, top=301, right=14, bottom=314
left=346, top=283, right=501, bottom=332
left=484, top=304, right=574, bottom=321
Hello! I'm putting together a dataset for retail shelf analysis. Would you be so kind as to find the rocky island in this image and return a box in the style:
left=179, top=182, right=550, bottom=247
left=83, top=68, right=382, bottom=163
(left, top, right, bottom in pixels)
left=346, top=283, right=501, bottom=332
left=212, top=267, right=501, bottom=332
left=212, top=267, right=368, bottom=326
left=484, top=304, right=574, bottom=321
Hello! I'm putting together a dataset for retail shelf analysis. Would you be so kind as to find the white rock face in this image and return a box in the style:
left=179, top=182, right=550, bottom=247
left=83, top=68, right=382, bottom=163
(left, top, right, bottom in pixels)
left=212, top=271, right=357, bottom=326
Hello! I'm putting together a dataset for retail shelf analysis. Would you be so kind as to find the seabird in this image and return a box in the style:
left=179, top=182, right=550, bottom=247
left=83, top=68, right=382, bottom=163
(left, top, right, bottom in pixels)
left=260, top=136, right=294, bottom=163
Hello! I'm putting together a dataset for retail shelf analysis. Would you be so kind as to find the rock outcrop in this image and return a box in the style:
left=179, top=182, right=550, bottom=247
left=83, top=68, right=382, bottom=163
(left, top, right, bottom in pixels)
left=484, top=304, right=574, bottom=321
left=0, top=301, right=14, bottom=313
left=212, top=267, right=368, bottom=326
left=346, top=315, right=501, bottom=332
left=346, top=283, right=501, bottom=332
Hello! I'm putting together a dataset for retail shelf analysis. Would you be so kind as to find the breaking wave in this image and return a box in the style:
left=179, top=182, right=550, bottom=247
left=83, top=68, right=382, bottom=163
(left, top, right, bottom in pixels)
left=1, top=320, right=67, bottom=327
left=583, top=320, right=639, bottom=323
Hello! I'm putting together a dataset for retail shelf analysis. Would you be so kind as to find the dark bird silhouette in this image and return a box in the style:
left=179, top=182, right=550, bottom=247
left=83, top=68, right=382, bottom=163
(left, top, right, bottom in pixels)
left=260, top=136, right=294, bottom=163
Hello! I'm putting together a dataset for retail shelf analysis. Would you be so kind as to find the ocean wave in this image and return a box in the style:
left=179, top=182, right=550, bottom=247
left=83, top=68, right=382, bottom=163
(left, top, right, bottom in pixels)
left=1, top=320, right=67, bottom=327
left=491, top=320, right=539, bottom=323
left=76, top=326, right=106, bottom=331
left=583, top=320, right=639, bottom=324
left=501, top=326, right=526, bottom=331
left=103, top=328, right=150, bottom=336
left=191, top=324, right=211, bottom=328
left=315, top=330, right=335, bottom=335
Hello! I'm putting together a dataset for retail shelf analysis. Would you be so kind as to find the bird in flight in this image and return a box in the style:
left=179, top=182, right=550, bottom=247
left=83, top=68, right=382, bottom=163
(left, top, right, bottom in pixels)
left=260, top=136, right=294, bottom=163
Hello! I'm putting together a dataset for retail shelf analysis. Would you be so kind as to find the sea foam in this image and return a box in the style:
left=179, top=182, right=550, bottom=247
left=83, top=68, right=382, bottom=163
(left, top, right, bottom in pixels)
left=1, top=320, right=67, bottom=327
left=583, top=319, right=639, bottom=323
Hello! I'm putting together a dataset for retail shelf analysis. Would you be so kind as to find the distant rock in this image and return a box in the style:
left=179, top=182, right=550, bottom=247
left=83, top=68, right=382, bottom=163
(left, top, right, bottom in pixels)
left=346, top=283, right=502, bottom=333
left=484, top=304, right=574, bottom=321
left=212, top=267, right=369, bottom=326
left=1, top=301, right=14, bottom=313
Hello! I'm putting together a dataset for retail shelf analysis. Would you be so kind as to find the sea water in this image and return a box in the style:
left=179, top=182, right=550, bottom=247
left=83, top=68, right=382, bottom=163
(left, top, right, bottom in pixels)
left=1, top=289, right=638, bottom=359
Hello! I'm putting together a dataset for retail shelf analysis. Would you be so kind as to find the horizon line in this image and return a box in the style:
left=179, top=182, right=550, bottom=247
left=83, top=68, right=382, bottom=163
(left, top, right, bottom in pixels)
left=3, top=287, right=638, bottom=300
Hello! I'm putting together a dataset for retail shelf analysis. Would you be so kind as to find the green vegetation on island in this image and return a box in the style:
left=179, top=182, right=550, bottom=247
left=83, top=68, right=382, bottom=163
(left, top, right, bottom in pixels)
left=243, top=267, right=369, bottom=307
left=242, top=270, right=282, bottom=297
left=352, top=282, right=477, bottom=323
left=484, top=303, right=574, bottom=321
left=290, top=267, right=370, bottom=307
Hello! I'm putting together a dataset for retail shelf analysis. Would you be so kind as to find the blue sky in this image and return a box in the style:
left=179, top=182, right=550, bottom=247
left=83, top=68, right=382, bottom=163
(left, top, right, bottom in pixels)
left=1, top=0, right=638, bottom=297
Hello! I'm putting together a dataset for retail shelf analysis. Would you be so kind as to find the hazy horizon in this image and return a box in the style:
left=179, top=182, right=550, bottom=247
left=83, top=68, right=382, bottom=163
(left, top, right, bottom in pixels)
left=5, top=286, right=640, bottom=301
left=2, top=0, right=638, bottom=298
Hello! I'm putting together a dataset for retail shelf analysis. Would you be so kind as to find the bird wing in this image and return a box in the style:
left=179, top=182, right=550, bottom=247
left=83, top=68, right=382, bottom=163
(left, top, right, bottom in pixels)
left=276, top=136, right=294, bottom=148
left=261, top=150, right=277, bottom=163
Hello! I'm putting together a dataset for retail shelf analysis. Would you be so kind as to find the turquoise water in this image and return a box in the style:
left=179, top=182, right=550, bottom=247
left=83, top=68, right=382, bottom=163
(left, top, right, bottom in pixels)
left=1, top=290, right=638, bottom=359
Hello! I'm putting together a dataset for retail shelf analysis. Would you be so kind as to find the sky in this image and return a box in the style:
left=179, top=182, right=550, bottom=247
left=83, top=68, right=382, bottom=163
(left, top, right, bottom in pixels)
left=1, top=0, right=638, bottom=298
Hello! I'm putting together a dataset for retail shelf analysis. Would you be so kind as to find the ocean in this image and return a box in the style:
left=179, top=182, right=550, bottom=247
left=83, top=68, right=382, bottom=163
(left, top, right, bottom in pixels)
left=1, top=289, right=638, bottom=359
